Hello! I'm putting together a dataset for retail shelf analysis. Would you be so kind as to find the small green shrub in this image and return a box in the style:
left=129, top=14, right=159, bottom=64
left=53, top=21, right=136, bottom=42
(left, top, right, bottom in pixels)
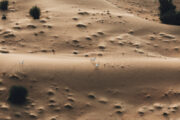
left=0, top=0, right=8, bottom=10
left=29, top=6, right=41, bottom=19
left=8, top=86, right=28, bottom=104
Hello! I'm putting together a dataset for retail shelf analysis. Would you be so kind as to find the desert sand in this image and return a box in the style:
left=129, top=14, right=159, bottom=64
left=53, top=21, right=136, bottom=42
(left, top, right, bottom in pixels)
left=0, top=0, right=180, bottom=120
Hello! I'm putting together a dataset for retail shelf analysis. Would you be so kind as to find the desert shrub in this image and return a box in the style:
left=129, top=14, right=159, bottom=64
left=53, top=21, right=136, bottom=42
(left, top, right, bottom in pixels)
left=1, top=14, right=6, bottom=20
left=158, top=0, right=180, bottom=25
left=160, top=10, right=180, bottom=25
left=8, top=86, right=28, bottom=104
left=159, top=0, right=176, bottom=15
left=0, top=0, right=8, bottom=10
left=29, top=6, right=41, bottom=19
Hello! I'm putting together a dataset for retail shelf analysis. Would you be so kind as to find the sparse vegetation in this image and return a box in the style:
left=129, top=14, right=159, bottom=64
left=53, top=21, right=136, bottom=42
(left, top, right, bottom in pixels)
left=8, top=86, right=28, bottom=104
left=0, top=0, right=8, bottom=11
left=1, top=14, right=6, bottom=20
left=159, top=0, right=180, bottom=25
left=29, top=6, right=41, bottom=19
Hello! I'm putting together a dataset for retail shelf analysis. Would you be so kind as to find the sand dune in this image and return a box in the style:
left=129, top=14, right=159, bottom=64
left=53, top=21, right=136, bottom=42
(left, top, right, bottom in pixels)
left=0, top=0, right=180, bottom=119
left=1, top=54, right=180, bottom=119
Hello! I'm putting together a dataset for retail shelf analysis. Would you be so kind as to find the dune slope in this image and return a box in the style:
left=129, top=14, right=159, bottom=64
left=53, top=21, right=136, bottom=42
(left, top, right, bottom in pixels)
left=0, top=0, right=180, bottom=120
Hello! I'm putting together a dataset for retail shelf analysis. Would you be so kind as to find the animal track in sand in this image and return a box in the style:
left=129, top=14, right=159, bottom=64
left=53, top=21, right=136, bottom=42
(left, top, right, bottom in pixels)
left=8, top=74, right=21, bottom=80
left=98, top=97, right=108, bottom=104
left=40, top=19, right=47, bottom=23
left=37, top=106, right=45, bottom=114
left=114, top=103, right=122, bottom=109
left=72, top=17, right=79, bottom=21
left=98, top=45, right=106, bottom=50
left=73, top=50, right=79, bottom=55
left=34, top=32, right=38, bottom=36
left=72, top=39, right=79, bottom=44
left=78, top=11, right=89, bottom=16
left=67, top=97, right=75, bottom=102
left=159, top=32, right=175, bottom=39
left=118, top=41, right=125, bottom=46
left=27, top=24, right=37, bottom=29
left=3, top=33, right=15, bottom=38
left=137, top=107, right=146, bottom=116
left=153, top=103, right=164, bottom=110
left=76, top=24, right=87, bottom=28
left=97, top=32, right=105, bottom=36
left=14, top=112, right=22, bottom=118
left=28, top=112, right=38, bottom=119
left=43, top=24, right=53, bottom=29
left=0, top=102, right=9, bottom=111
left=174, top=47, right=179, bottom=51
left=149, top=35, right=156, bottom=41
left=0, top=49, right=10, bottom=54
left=47, top=89, right=55, bottom=96
left=135, top=102, right=180, bottom=118
left=134, top=49, right=144, bottom=54
left=13, top=26, right=22, bottom=30
left=64, top=103, right=73, bottom=109
left=87, top=92, right=96, bottom=99
left=113, top=103, right=126, bottom=115
left=116, top=109, right=124, bottom=115
left=85, top=36, right=92, bottom=40
left=92, top=34, right=98, bottom=38
left=39, top=31, right=45, bottom=34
